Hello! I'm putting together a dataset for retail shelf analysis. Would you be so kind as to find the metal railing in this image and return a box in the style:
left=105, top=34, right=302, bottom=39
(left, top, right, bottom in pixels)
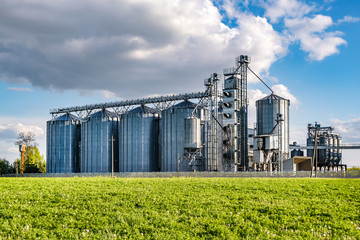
left=50, top=91, right=209, bottom=114
left=2, top=170, right=360, bottom=178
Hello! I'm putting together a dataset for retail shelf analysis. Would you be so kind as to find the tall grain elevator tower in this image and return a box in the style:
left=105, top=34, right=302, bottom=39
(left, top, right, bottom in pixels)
left=222, top=55, right=250, bottom=171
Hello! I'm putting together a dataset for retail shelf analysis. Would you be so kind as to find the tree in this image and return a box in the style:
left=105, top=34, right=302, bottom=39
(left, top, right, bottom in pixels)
left=0, top=158, right=14, bottom=175
left=15, top=131, right=37, bottom=148
left=15, top=131, right=46, bottom=173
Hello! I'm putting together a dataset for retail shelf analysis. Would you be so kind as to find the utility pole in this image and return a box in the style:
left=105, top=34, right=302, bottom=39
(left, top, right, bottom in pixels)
left=315, top=123, right=318, bottom=178
left=111, top=135, right=114, bottom=178
left=311, top=122, right=318, bottom=178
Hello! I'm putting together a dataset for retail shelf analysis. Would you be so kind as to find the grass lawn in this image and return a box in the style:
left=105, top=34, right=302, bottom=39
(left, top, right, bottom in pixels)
left=0, top=177, right=359, bottom=239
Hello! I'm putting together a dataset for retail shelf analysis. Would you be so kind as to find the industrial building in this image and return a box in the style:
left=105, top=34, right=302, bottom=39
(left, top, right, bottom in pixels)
left=46, top=55, right=352, bottom=173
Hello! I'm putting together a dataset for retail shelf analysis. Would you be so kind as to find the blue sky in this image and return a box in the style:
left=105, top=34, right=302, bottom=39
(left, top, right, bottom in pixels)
left=0, top=0, right=359, bottom=167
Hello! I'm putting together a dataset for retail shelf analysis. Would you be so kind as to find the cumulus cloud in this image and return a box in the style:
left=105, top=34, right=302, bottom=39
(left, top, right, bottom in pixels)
left=100, top=90, right=120, bottom=100
left=272, top=84, right=299, bottom=106
left=0, top=123, right=44, bottom=141
left=285, top=15, right=346, bottom=60
left=232, top=13, right=288, bottom=80
left=248, top=89, right=268, bottom=126
left=0, top=0, right=351, bottom=100
left=264, top=0, right=313, bottom=23
left=331, top=118, right=360, bottom=141
left=0, top=118, right=46, bottom=162
left=217, top=1, right=288, bottom=79
left=0, top=0, right=288, bottom=98
left=261, top=0, right=347, bottom=61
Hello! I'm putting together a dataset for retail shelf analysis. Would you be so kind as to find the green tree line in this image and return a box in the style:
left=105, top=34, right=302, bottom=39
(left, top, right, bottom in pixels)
left=0, top=131, right=46, bottom=175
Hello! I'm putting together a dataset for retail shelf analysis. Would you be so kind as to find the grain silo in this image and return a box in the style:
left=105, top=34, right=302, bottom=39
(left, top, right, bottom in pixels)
left=81, top=110, right=119, bottom=173
left=306, top=125, right=342, bottom=166
left=46, top=113, right=80, bottom=173
left=119, top=106, right=159, bottom=172
left=256, top=94, right=290, bottom=159
left=253, top=94, right=290, bottom=171
left=160, top=101, right=205, bottom=172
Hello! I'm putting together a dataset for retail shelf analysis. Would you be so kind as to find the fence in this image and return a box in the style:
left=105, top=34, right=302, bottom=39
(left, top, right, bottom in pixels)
left=2, top=170, right=360, bottom=178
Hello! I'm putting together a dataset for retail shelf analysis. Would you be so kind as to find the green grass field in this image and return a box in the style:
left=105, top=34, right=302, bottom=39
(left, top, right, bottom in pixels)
left=0, top=177, right=359, bottom=239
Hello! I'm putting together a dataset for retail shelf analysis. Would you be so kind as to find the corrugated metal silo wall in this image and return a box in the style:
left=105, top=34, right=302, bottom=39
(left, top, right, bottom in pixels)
left=119, top=113, right=159, bottom=172
left=160, top=105, right=202, bottom=172
left=337, top=137, right=342, bottom=164
left=256, top=97, right=290, bottom=158
left=319, top=136, right=328, bottom=164
left=81, top=115, right=118, bottom=173
left=46, top=119, right=80, bottom=173
left=46, top=121, right=50, bottom=173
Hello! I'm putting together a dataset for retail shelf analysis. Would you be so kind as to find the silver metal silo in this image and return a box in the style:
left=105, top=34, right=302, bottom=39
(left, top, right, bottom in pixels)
left=256, top=94, right=290, bottom=160
left=119, top=106, right=159, bottom=172
left=337, top=136, right=342, bottom=164
left=46, top=113, right=80, bottom=173
left=307, top=137, right=314, bottom=158
left=184, top=116, right=201, bottom=150
left=319, top=136, right=328, bottom=164
left=328, top=136, right=334, bottom=163
left=81, top=110, right=118, bottom=173
left=331, top=133, right=339, bottom=164
left=160, top=101, right=204, bottom=172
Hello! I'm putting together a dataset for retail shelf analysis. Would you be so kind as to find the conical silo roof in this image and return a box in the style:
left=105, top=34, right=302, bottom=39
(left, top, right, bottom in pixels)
left=170, top=100, right=197, bottom=109
left=257, top=93, right=289, bottom=102
left=90, top=109, right=118, bottom=118
left=53, top=113, right=80, bottom=121
left=128, top=106, right=158, bottom=114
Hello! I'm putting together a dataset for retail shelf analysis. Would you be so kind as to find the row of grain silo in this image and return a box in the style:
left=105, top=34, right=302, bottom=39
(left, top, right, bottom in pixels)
left=46, top=101, right=206, bottom=173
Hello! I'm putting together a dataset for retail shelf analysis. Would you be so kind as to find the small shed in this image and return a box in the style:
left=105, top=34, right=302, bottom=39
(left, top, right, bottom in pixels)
left=283, top=156, right=312, bottom=171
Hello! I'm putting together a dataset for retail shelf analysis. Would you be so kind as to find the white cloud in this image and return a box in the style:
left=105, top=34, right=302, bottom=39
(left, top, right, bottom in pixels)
left=285, top=15, right=346, bottom=61
left=272, top=84, right=299, bottom=106
left=0, top=117, right=46, bottom=163
left=0, top=0, right=351, bottom=99
left=248, top=89, right=268, bottom=126
left=329, top=118, right=360, bottom=167
left=261, top=0, right=347, bottom=61
left=0, top=0, right=288, bottom=98
left=100, top=90, right=119, bottom=100
left=0, top=123, right=44, bottom=140
left=331, top=118, right=360, bottom=141
left=338, top=16, right=360, bottom=24
left=264, top=0, right=313, bottom=23
left=233, top=14, right=288, bottom=80
left=289, top=124, right=307, bottom=145
left=7, top=147, right=18, bottom=153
